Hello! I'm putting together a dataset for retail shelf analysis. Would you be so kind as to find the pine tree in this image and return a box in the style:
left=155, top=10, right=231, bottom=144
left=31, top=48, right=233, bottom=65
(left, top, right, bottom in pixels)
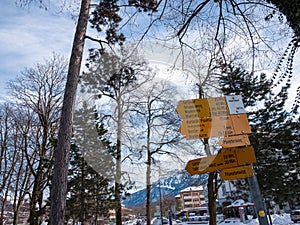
left=66, top=102, right=115, bottom=224
left=81, top=46, right=152, bottom=225
left=219, top=64, right=300, bottom=207
left=66, top=145, right=114, bottom=224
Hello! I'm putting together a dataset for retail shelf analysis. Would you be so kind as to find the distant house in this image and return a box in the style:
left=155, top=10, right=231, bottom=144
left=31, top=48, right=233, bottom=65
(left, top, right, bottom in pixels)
left=108, top=204, right=134, bottom=222
left=177, top=186, right=206, bottom=211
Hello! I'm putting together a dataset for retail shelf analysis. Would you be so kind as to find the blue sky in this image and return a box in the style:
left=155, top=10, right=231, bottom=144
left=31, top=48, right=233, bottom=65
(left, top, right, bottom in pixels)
left=1, top=0, right=300, bottom=187
left=0, top=0, right=76, bottom=98
left=1, top=0, right=300, bottom=103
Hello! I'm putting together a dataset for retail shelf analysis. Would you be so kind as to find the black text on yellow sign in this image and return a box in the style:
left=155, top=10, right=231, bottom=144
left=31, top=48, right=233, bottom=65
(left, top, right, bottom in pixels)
left=219, top=134, right=250, bottom=148
left=179, top=114, right=251, bottom=140
left=220, top=165, right=254, bottom=180
left=185, top=146, right=256, bottom=175
left=176, top=97, right=229, bottom=119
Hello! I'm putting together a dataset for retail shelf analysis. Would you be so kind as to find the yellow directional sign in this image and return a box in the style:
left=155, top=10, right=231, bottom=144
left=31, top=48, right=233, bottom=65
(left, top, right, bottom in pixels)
left=231, top=114, right=252, bottom=134
left=179, top=115, right=251, bottom=140
left=219, top=135, right=250, bottom=148
left=179, top=116, right=233, bottom=139
left=220, top=165, right=254, bottom=180
left=222, top=146, right=256, bottom=165
left=185, top=146, right=256, bottom=175
left=207, top=97, right=229, bottom=117
left=176, top=97, right=229, bottom=119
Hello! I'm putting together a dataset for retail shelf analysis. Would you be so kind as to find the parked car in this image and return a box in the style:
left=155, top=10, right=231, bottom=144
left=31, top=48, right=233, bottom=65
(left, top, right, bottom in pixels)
left=290, top=209, right=300, bottom=223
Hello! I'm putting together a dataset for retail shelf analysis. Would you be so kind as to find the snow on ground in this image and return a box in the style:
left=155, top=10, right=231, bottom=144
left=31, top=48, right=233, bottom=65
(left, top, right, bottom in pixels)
left=122, top=214, right=299, bottom=225
left=217, top=213, right=297, bottom=225
left=272, top=213, right=293, bottom=224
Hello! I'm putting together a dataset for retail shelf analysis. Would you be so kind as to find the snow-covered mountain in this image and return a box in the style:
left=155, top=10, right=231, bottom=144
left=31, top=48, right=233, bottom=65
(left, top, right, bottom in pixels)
left=122, top=170, right=208, bottom=207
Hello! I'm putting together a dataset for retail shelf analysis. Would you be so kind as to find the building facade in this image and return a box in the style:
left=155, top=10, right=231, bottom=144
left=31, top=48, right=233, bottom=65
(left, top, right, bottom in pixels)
left=178, top=186, right=206, bottom=211
left=109, top=204, right=134, bottom=222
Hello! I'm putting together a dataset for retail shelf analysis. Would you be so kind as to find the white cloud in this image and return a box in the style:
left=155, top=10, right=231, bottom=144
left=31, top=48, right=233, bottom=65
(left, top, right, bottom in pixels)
left=0, top=0, right=76, bottom=96
left=1, top=0, right=300, bottom=186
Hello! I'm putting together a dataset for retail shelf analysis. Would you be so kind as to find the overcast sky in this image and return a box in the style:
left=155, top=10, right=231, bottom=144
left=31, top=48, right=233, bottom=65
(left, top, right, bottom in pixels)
left=1, top=0, right=300, bottom=97
left=1, top=0, right=300, bottom=187
left=0, top=0, right=77, bottom=98
left=0, top=1, right=187, bottom=186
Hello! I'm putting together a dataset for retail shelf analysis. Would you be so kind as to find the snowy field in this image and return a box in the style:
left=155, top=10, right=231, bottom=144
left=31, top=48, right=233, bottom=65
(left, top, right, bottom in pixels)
left=122, top=214, right=299, bottom=225
left=217, top=213, right=298, bottom=225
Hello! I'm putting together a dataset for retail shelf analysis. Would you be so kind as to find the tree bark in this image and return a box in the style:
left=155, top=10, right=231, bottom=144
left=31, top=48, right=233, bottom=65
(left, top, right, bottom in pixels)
left=208, top=172, right=217, bottom=225
left=146, top=118, right=151, bottom=225
left=198, top=87, right=218, bottom=225
left=115, top=94, right=123, bottom=225
left=146, top=167, right=151, bottom=225
left=49, top=0, right=90, bottom=224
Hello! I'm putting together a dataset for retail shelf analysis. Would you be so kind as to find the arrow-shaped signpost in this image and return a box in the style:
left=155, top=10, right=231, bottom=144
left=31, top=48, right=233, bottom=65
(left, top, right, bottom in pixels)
left=177, top=95, right=269, bottom=225
left=185, top=146, right=256, bottom=175
left=179, top=114, right=251, bottom=140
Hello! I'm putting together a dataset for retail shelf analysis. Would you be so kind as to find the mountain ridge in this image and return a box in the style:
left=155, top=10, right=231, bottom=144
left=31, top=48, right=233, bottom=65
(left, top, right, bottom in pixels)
left=122, top=170, right=208, bottom=207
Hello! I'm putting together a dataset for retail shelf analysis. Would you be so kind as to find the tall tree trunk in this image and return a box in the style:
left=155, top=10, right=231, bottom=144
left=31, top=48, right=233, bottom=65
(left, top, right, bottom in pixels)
left=30, top=124, right=49, bottom=225
left=49, top=0, right=90, bottom=224
left=208, top=172, right=217, bottom=225
left=146, top=146, right=151, bottom=225
left=198, top=87, right=218, bottom=225
left=29, top=177, right=41, bottom=225
left=146, top=114, right=152, bottom=225
left=115, top=94, right=122, bottom=225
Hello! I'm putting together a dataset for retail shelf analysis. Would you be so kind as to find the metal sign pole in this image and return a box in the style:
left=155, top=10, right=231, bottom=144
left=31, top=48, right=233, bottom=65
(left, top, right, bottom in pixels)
left=247, top=175, right=269, bottom=225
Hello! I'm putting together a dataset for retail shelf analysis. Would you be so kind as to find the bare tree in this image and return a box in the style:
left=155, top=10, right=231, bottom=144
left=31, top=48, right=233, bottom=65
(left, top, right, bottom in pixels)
left=0, top=104, right=39, bottom=225
left=80, top=46, right=153, bottom=225
left=9, top=106, right=35, bottom=225
left=7, top=53, right=67, bottom=225
left=10, top=1, right=90, bottom=223
left=13, top=1, right=299, bottom=224
left=172, top=41, right=224, bottom=225
left=0, top=104, right=23, bottom=225
left=126, top=79, right=182, bottom=225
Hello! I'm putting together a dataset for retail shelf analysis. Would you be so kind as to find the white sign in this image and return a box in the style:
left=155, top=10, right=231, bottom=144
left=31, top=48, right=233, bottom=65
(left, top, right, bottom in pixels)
left=225, top=95, right=247, bottom=114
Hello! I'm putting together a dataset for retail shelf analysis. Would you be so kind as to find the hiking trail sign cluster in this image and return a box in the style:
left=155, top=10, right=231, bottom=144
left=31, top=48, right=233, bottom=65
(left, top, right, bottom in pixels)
left=176, top=95, right=255, bottom=180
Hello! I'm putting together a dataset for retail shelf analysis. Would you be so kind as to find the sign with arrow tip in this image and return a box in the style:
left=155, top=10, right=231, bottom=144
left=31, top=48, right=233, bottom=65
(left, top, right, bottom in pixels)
left=179, top=114, right=251, bottom=140
left=185, top=146, right=256, bottom=175
left=176, top=97, right=229, bottom=119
